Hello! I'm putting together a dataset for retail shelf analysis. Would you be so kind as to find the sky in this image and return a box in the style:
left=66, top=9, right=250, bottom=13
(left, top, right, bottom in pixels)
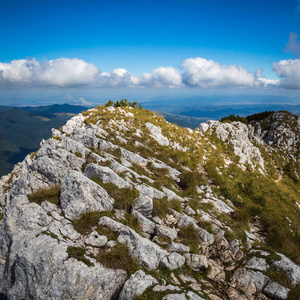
left=0, top=0, right=300, bottom=107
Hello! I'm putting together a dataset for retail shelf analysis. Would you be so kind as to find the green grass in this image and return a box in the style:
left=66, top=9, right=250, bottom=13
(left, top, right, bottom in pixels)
left=73, top=211, right=114, bottom=235
left=67, top=246, right=94, bottom=267
left=36, top=230, right=59, bottom=240
left=288, top=284, right=300, bottom=300
left=177, top=225, right=200, bottom=253
left=96, top=243, right=139, bottom=274
left=152, top=197, right=181, bottom=218
left=266, top=265, right=292, bottom=288
left=27, top=185, right=61, bottom=205
left=95, top=180, right=139, bottom=213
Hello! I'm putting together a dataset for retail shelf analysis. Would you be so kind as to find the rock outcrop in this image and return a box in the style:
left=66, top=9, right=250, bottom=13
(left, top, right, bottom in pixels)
left=0, top=104, right=299, bottom=299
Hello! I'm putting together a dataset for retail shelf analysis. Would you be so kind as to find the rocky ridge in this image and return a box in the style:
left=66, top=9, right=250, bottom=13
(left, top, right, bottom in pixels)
left=0, top=104, right=299, bottom=299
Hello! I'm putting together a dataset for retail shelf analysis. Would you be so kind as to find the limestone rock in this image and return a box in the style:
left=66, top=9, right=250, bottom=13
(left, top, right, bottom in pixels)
left=163, top=294, right=187, bottom=300
left=132, top=210, right=156, bottom=235
left=264, top=281, right=289, bottom=300
left=245, top=257, right=269, bottom=272
left=185, top=254, right=208, bottom=271
left=160, top=252, right=185, bottom=270
left=84, top=163, right=131, bottom=189
left=85, top=231, right=107, bottom=247
left=99, top=217, right=169, bottom=270
left=119, top=270, right=158, bottom=300
left=60, top=171, right=114, bottom=220
left=273, top=253, right=300, bottom=286
left=146, top=122, right=169, bottom=146
left=207, top=260, right=226, bottom=282
left=168, top=242, right=190, bottom=253
left=156, top=224, right=178, bottom=240
left=132, top=195, right=153, bottom=218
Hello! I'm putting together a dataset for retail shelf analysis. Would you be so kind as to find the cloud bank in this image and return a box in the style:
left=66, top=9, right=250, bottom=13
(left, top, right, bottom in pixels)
left=0, top=56, right=298, bottom=89
left=273, top=59, right=300, bottom=89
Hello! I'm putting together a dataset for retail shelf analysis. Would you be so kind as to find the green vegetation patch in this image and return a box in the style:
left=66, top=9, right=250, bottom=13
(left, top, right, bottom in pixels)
left=27, top=185, right=61, bottom=206
left=95, top=180, right=139, bottom=213
left=288, top=284, right=300, bottom=300
left=105, top=99, right=143, bottom=109
left=177, top=225, right=200, bottom=253
left=152, top=197, right=181, bottom=219
left=96, top=243, right=139, bottom=274
left=220, top=114, right=248, bottom=124
left=266, top=265, right=292, bottom=288
left=73, top=211, right=114, bottom=235
left=67, top=246, right=94, bottom=267
left=36, top=230, right=59, bottom=240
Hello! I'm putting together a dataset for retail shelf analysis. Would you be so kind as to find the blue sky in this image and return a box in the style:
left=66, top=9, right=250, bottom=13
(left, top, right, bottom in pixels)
left=0, top=0, right=300, bottom=106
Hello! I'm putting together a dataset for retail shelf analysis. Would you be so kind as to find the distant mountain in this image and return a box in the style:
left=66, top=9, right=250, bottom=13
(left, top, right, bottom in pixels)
left=158, top=111, right=209, bottom=129
left=0, top=104, right=87, bottom=177
left=178, top=104, right=300, bottom=120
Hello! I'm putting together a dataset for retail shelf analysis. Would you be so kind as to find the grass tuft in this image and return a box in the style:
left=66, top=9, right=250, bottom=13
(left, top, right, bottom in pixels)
left=27, top=185, right=61, bottom=206
left=73, top=211, right=114, bottom=235
left=96, top=243, right=139, bottom=274
left=67, top=246, right=94, bottom=267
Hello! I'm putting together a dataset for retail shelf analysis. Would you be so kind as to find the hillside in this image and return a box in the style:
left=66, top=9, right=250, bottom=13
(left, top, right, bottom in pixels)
left=0, top=104, right=87, bottom=177
left=0, top=103, right=299, bottom=299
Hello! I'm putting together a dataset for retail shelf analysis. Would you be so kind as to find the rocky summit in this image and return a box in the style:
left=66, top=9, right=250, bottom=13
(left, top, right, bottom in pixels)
left=0, top=103, right=300, bottom=300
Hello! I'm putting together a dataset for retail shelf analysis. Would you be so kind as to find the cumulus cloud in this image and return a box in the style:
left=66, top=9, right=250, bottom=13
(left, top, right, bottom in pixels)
left=98, top=68, right=133, bottom=87
left=0, top=59, right=39, bottom=84
left=0, top=58, right=100, bottom=87
left=285, top=32, right=300, bottom=57
left=257, top=78, right=280, bottom=87
left=38, top=58, right=99, bottom=87
left=1, top=56, right=299, bottom=90
left=153, top=67, right=182, bottom=86
left=0, top=58, right=181, bottom=88
left=181, top=57, right=257, bottom=88
left=272, top=59, right=300, bottom=89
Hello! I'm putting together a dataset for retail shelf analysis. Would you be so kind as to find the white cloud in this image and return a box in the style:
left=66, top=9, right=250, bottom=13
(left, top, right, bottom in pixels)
left=0, top=58, right=100, bottom=87
left=153, top=67, right=182, bottom=86
left=1, top=56, right=299, bottom=90
left=131, top=73, right=154, bottom=86
left=181, top=57, right=257, bottom=88
left=272, top=59, right=300, bottom=89
left=257, top=78, right=280, bottom=87
left=0, top=59, right=39, bottom=84
left=98, top=68, right=133, bottom=87
left=38, top=58, right=99, bottom=87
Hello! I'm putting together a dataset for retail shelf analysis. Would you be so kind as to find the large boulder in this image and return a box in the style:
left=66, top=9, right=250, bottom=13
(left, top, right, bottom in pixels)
left=60, top=171, right=114, bottom=220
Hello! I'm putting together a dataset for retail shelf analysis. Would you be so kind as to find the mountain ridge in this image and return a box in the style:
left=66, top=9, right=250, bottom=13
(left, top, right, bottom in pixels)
left=0, top=104, right=299, bottom=299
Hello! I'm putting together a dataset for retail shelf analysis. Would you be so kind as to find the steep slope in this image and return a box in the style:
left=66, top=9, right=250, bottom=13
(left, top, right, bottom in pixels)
left=0, top=104, right=299, bottom=300
left=0, top=104, right=87, bottom=177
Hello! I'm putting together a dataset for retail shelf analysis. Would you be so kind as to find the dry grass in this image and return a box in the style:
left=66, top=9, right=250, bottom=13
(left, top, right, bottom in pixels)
left=73, top=211, right=114, bottom=235
left=178, top=225, right=200, bottom=253
left=27, top=185, right=61, bottom=206
left=152, top=197, right=181, bottom=218
left=96, top=181, right=139, bottom=213
left=96, top=243, right=139, bottom=274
